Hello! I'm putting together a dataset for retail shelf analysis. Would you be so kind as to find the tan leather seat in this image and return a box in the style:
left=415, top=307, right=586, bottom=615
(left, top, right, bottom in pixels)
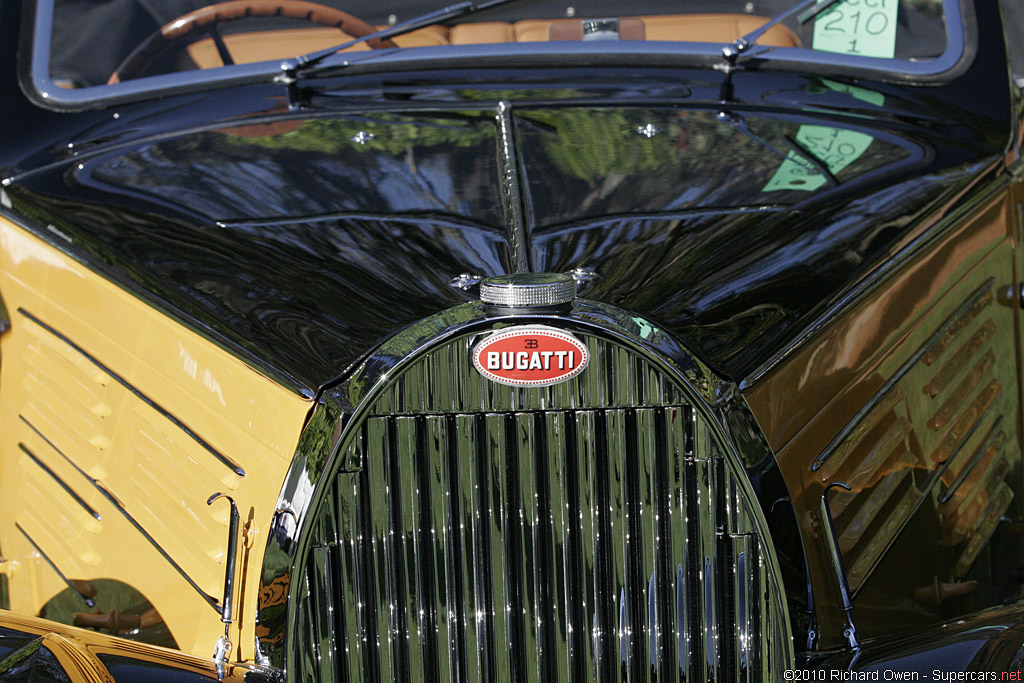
left=634, top=14, right=800, bottom=46
left=187, top=24, right=450, bottom=67
left=450, top=14, right=801, bottom=47
left=449, top=22, right=515, bottom=45
left=389, top=24, right=450, bottom=47
left=185, top=13, right=799, bottom=67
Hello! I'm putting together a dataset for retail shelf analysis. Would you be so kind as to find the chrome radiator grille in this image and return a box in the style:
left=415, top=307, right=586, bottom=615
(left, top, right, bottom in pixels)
left=295, top=334, right=788, bottom=682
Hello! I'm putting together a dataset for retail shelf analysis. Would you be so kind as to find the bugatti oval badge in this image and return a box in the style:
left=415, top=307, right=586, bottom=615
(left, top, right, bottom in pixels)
left=473, top=326, right=589, bottom=387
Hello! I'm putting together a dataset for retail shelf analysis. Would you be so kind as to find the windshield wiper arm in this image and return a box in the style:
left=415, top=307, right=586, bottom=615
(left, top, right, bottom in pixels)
left=722, top=0, right=843, bottom=65
left=717, top=111, right=833, bottom=187
left=283, top=0, right=525, bottom=75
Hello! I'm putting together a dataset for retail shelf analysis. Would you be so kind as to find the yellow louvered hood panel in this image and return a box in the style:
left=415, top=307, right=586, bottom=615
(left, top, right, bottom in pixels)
left=0, top=218, right=314, bottom=659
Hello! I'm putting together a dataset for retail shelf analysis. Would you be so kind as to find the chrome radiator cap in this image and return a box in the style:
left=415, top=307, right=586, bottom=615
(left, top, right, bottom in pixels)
left=478, top=272, right=577, bottom=307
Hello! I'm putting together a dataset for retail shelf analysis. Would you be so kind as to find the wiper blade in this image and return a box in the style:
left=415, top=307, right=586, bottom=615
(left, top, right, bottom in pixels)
left=722, top=0, right=843, bottom=64
left=796, top=0, right=846, bottom=24
left=284, top=0, right=525, bottom=75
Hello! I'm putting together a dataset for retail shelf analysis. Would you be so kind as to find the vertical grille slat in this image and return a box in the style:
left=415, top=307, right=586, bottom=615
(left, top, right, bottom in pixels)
left=664, top=407, right=690, bottom=683
left=389, top=417, right=415, bottom=682
left=589, top=410, right=617, bottom=683
left=360, top=419, right=386, bottom=683
left=309, top=547, right=336, bottom=683
left=747, top=537, right=764, bottom=683
left=301, top=334, right=786, bottom=682
left=574, top=411, right=602, bottom=682
left=505, top=414, right=531, bottom=681
left=339, top=481, right=366, bottom=683
left=623, top=410, right=644, bottom=683
left=561, top=411, right=589, bottom=683
left=604, top=410, right=630, bottom=682
left=728, top=533, right=753, bottom=682
left=541, top=412, right=571, bottom=683
left=628, top=409, right=657, bottom=683
left=648, top=408, right=675, bottom=683
left=484, top=414, right=512, bottom=682
left=454, top=414, right=486, bottom=683
left=684, top=458, right=706, bottom=682
left=334, top=477, right=360, bottom=683
left=444, top=414, right=470, bottom=683
left=419, top=416, right=446, bottom=683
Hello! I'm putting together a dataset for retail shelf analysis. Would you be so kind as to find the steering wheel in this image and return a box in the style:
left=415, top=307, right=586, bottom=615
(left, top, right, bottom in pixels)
left=109, top=0, right=396, bottom=84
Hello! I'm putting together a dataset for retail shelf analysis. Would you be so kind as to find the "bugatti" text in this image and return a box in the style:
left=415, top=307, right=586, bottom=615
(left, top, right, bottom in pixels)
left=486, top=350, right=576, bottom=371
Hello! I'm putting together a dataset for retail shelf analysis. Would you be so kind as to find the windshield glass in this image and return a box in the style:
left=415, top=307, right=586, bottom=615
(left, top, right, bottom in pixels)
left=40, top=0, right=954, bottom=92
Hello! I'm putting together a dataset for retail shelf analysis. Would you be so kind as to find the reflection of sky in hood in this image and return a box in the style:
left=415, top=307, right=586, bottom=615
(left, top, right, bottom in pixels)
left=76, top=108, right=916, bottom=230
left=81, top=115, right=506, bottom=226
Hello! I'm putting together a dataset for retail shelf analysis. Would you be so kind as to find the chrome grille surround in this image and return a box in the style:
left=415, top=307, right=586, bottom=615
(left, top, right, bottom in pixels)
left=257, top=301, right=793, bottom=680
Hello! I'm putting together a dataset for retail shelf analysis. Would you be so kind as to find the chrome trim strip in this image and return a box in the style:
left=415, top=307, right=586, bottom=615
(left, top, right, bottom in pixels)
left=18, top=416, right=221, bottom=613
left=14, top=522, right=95, bottom=609
left=19, top=415, right=100, bottom=493
left=90, top=481, right=222, bottom=614
left=18, top=443, right=100, bottom=521
left=16, top=307, right=246, bottom=477
left=811, top=277, right=995, bottom=471
left=495, top=101, right=530, bottom=273
left=531, top=205, right=785, bottom=234
left=215, top=211, right=503, bottom=231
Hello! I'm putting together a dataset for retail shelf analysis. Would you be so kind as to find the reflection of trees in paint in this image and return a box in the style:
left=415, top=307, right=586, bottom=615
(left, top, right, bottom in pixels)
left=222, top=108, right=907, bottom=221
left=223, top=114, right=495, bottom=155
left=517, top=108, right=909, bottom=225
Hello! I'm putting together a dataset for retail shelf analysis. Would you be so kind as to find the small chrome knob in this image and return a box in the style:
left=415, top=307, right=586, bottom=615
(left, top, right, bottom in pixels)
left=479, top=273, right=577, bottom=307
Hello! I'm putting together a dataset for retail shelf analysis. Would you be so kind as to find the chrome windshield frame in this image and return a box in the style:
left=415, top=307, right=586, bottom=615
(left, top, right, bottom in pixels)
left=23, top=0, right=973, bottom=111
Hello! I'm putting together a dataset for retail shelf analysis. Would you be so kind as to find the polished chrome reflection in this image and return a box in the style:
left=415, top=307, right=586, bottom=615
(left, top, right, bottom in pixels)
left=294, top=332, right=790, bottom=681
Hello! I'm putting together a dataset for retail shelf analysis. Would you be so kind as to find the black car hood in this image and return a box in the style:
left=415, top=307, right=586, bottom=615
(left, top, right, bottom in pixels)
left=1, top=60, right=1013, bottom=397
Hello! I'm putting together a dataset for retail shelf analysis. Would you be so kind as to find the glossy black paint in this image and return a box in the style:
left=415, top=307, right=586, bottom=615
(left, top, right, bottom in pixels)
left=0, top=637, right=71, bottom=683
left=0, top=628, right=35, bottom=662
left=98, top=656, right=231, bottom=683
left=0, top=0, right=1017, bottom=667
left=0, top=1, right=1014, bottom=396
left=804, top=602, right=1024, bottom=673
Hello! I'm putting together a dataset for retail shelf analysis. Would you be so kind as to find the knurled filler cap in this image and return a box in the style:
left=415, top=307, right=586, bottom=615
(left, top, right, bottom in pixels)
left=479, top=273, right=577, bottom=307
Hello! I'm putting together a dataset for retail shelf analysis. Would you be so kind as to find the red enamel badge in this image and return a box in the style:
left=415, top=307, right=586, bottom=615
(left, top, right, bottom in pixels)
left=472, top=326, right=589, bottom=387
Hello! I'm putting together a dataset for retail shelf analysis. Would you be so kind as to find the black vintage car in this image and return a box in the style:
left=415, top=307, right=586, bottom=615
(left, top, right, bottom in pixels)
left=0, top=0, right=1023, bottom=680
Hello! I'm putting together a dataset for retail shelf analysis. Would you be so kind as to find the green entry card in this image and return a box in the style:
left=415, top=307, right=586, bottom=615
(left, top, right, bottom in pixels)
left=812, top=0, right=899, bottom=59
left=820, top=78, right=885, bottom=107
left=763, top=125, right=875, bottom=192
